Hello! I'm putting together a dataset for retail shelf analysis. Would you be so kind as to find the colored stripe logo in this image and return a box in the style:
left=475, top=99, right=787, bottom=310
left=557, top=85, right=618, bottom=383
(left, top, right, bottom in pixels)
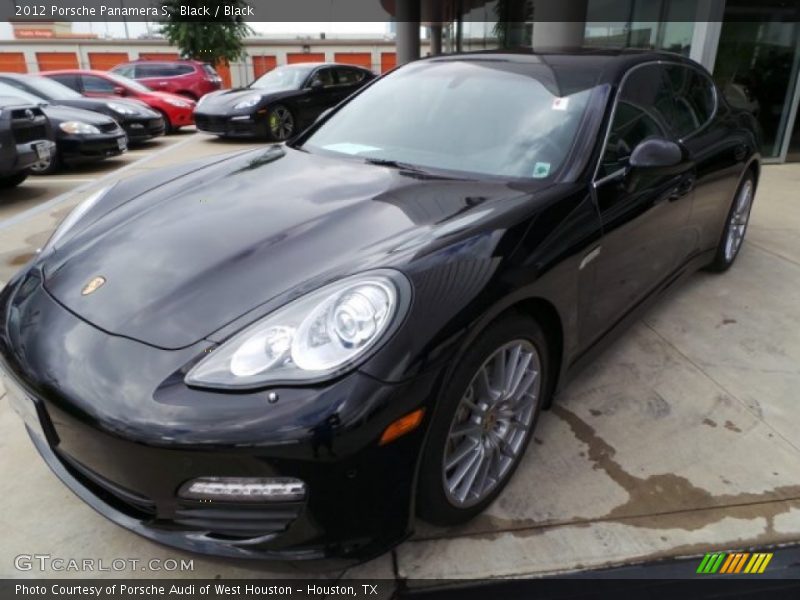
left=697, top=552, right=773, bottom=574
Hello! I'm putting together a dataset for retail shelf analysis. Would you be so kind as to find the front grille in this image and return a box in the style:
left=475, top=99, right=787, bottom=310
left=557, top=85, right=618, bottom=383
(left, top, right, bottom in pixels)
left=148, top=118, right=164, bottom=128
left=98, top=122, right=120, bottom=133
left=57, top=451, right=157, bottom=518
left=173, top=500, right=303, bottom=539
left=195, top=114, right=227, bottom=132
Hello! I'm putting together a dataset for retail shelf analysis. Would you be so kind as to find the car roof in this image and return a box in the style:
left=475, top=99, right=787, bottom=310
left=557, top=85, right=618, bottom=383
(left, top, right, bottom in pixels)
left=279, top=62, right=370, bottom=70
left=39, top=69, right=110, bottom=76
left=419, top=47, right=702, bottom=85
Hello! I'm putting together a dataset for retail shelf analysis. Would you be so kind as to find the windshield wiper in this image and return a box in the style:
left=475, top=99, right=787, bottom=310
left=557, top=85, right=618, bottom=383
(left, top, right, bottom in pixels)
left=363, top=157, right=429, bottom=174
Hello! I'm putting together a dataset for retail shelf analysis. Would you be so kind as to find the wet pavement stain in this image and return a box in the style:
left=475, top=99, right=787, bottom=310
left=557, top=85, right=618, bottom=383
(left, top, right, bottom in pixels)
left=416, top=405, right=800, bottom=543
left=725, top=420, right=743, bottom=433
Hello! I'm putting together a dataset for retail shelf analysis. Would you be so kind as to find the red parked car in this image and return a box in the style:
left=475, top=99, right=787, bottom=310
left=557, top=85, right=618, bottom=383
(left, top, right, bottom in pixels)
left=110, top=59, right=223, bottom=101
left=40, top=70, right=195, bottom=133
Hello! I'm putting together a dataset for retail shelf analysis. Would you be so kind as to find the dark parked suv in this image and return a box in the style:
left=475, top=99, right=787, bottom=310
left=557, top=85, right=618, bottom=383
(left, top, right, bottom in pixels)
left=111, top=59, right=223, bottom=100
left=0, top=95, right=54, bottom=189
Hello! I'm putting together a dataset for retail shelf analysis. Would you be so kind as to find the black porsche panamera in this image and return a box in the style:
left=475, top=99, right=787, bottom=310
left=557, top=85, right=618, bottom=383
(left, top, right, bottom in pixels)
left=0, top=49, right=759, bottom=563
left=194, top=62, right=375, bottom=141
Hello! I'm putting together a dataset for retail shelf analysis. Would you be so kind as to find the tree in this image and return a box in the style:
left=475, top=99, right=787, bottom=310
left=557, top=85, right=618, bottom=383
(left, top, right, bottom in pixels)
left=160, top=0, right=253, bottom=66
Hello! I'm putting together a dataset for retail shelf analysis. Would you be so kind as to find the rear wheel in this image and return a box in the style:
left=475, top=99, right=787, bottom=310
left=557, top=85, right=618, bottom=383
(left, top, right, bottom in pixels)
left=266, top=104, right=295, bottom=142
left=417, top=314, right=550, bottom=525
left=706, top=173, right=756, bottom=272
left=0, top=172, right=28, bottom=189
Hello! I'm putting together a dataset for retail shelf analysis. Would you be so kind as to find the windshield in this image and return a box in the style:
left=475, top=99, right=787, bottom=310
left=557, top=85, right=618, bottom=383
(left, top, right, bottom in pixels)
left=22, top=76, right=82, bottom=101
left=0, top=82, right=46, bottom=105
left=250, top=66, right=312, bottom=91
left=302, top=59, right=599, bottom=179
left=105, top=72, right=151, bottom=93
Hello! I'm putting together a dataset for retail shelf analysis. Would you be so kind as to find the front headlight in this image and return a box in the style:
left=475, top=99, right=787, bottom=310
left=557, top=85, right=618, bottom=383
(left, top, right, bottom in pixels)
left=107, top=102, right=136, bottom=115
left=59, top=121, right=101, bottom=135
left=185, top=270, right=411, bottom=389
left=165, top=97, right=191, bottom=108
left=40, top=186, right=112, bottom=253
left=234, top=94, right=261, bottom=110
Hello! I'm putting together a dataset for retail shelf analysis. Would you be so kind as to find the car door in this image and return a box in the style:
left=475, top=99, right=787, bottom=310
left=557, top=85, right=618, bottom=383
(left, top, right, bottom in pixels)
left=586, top=63, right=696, bottom=344
left=134, top=63, right=165, bottom=90
left=297, top=67, right=340, bottom=125
left=663, top=63, right=747, bottom=255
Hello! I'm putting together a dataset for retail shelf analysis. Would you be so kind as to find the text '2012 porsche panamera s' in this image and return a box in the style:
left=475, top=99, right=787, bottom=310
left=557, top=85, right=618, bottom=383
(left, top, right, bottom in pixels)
left=0, top=49, right=760, bottom=563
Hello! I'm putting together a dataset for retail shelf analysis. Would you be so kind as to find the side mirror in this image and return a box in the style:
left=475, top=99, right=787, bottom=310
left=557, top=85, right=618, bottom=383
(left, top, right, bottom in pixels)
left=309, top=79, right=324, bottom=91
left=112, top=86, right=126, bottom=96
left=629, top=137, right=683, bottom=170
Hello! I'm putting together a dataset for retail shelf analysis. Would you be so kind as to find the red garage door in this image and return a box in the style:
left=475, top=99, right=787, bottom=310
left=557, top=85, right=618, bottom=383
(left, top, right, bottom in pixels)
left=0, top=52, right=27, bottom=73
left=36, top=52, right=79, bottom=71
left=253, top=55, right=277, bottom=78
left=381, top=52, right=397, bottom=73
left=287, top=52, right=325, bottom=64
left=88, top=52, right=129, bottom=71
left=334, top=52, right=372, bottom=70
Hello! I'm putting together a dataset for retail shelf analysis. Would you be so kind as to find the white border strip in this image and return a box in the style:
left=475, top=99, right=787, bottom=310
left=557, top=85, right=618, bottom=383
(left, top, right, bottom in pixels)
left=0, top=135, right=198, bottom=233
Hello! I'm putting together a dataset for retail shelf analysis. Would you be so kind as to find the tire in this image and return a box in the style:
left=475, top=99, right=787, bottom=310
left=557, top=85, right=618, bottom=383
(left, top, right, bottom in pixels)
left=28, top=147, right=60, bottom=175
left=417, top=313, right=551, bottom=525
left=0, top=172, right=28, bottom=189
left=706, top=172, right=756, bottom=272
left=266, top=104, right=295, bottom=142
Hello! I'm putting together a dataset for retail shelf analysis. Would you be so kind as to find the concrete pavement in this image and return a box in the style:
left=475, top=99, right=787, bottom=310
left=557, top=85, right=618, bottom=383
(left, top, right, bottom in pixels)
left=1, top=137, right=799, bottom=582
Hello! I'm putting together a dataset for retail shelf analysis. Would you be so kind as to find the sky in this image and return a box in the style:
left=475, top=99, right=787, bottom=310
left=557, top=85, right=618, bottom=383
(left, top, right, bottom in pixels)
left=0, top=21, right=391, bottom=40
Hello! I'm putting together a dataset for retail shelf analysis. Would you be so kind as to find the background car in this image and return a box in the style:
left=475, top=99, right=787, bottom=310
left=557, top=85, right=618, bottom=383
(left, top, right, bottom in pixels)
left=0, top=73, right=164, bottom=145
left=41, top=69, right=194, bottom=133
left=0, top=94, right=53, bottom=188
left=0, top=82, right=127, bottom=174
left=111, top=59, right=223, bottom=101
left=194, top=62, right=375, bottom=141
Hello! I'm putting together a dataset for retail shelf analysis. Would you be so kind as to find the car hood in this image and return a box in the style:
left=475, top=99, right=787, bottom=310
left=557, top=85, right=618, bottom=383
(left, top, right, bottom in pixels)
left=42, top=147, right=548, bottom=349
left=42, top=104, right=117, bottom=127
left=198, top=88, right=294, bottom=111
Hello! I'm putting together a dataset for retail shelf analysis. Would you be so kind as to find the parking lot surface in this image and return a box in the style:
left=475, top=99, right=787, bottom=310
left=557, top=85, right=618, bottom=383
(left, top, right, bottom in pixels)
left=1, top=134, right=799, bottom=583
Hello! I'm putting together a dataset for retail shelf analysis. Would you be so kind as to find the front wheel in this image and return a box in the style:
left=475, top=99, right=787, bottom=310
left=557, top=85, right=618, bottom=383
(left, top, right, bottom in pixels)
left=706, top=173, right=756, bottom=272
left=417, top=314, right=550, bottom=525
left=29, top=147, right=60, bottom=175
left=266, top=104, right=295, bottom=142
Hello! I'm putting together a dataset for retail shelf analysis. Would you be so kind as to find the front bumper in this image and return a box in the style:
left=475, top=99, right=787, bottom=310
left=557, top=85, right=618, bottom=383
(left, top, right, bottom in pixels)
left=0, top=139, right=54, bottom=176
left=0, top=269, right=438, bottom=562
left=195, top=111, right=264, bottom=138
left=120, top=116, right=165, bottom=142
left=59, top=131, right=127, bottom=164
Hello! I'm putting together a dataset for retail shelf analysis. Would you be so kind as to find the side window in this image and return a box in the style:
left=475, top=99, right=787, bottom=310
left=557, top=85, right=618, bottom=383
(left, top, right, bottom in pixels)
left=136, top=63, right=167, bottom=78
left=174, top=65, right=195, bottom=76
left=309, top=68, right=335, bottom=88
left=664, top=65, right=716, bottom=138
left=114, top=65, right=135, bottom=78
left=48, top=74, right=79, bottom=91
left=600, top=65, right=670, bottom=176
left=82, top=75, right=116, bottom=93
left=334, top=68, right=365, bottom=85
